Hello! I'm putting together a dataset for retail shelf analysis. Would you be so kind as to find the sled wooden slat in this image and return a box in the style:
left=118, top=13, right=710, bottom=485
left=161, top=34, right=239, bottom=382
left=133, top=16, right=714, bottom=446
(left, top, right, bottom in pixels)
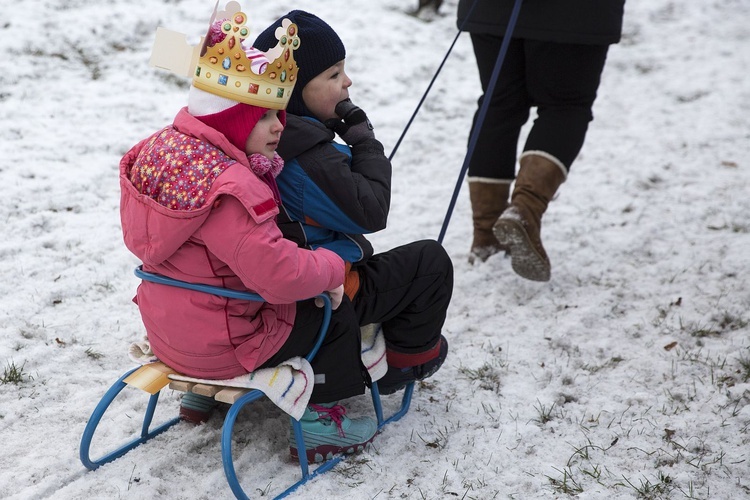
left=215, top=388, right=250, bottom=404
left=168, top=380, right=195, bottom=393
left=123, top=362, right=176, bottom=394
left=192, top=383, right=221, bottom=397
left=168, top=379, right=237, bottom=401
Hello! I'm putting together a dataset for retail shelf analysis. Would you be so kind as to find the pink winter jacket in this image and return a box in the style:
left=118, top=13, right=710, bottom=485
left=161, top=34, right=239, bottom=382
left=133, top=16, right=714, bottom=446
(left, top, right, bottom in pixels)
left=120, top=108, right=345, bottom=379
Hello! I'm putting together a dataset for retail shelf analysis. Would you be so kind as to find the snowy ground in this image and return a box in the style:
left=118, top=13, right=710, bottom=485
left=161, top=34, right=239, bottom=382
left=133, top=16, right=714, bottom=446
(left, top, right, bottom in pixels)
left=1, top=0, right=749, bottom=498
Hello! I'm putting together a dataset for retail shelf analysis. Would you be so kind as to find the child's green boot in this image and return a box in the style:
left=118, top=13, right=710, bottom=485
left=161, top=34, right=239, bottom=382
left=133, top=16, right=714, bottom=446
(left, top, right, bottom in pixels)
left=290, top=403, right=377, bottom=463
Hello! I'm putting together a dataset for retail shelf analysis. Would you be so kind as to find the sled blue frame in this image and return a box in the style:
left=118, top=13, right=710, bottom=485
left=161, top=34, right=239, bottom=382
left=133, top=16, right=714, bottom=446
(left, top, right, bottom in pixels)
left=80, top=266, right=414, bottom=499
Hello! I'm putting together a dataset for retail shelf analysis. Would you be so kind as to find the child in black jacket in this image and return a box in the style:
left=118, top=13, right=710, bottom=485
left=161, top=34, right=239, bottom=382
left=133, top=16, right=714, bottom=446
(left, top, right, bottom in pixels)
left=255, top=10, right=453, bottom=395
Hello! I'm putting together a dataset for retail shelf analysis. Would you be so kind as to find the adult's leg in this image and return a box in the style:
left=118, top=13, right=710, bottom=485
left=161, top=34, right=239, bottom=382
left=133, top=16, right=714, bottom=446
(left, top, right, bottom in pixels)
left=523, top=41, right=610, bottom=170
left=467, top=34, right=529, bottom=180
left=493, top=42, right=610, bottom=281
left=467, top=35, right=528, bottom=262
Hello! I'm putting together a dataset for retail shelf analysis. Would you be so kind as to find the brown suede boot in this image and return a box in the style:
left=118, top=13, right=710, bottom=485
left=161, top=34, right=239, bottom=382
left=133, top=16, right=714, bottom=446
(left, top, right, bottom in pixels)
left=492, top=153, right=566, bottom=281
left=468, top=179, right=511, bottom=264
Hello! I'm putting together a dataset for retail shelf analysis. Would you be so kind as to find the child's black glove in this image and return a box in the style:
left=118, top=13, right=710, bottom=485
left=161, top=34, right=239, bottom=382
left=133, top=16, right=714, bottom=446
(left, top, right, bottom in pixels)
left=325, top=99, right=375, bottom=145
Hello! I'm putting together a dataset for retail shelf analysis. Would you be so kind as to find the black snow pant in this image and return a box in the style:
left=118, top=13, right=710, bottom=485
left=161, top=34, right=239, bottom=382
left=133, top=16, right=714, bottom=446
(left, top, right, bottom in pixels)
left=262, top=239, right=453, bottom=403
left=467, top=34, right=610, bottom=180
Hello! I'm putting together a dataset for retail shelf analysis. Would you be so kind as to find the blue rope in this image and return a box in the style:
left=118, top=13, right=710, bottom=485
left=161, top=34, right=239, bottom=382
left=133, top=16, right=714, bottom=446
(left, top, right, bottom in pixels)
left=388, top=0, right=482, bottom=162
left=437, top=0, right=524, bottom=244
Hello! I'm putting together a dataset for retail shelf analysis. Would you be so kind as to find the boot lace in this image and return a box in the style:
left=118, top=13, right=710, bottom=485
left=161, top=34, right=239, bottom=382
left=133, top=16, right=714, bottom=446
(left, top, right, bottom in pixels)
left=309, top=403, right=347, bottom=437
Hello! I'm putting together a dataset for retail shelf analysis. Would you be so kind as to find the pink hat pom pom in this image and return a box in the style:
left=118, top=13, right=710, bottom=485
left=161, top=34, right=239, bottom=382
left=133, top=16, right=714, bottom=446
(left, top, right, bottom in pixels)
left=207, top=20, right=228, bottom=45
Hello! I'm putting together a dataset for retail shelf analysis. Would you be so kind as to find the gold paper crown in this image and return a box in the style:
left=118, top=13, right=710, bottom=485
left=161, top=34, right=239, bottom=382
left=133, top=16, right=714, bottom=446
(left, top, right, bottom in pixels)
left=149, top=1, right=300, bottom=110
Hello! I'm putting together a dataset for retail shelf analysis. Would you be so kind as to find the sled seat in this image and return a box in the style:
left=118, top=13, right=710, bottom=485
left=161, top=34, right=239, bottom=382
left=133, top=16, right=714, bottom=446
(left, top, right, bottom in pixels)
left=79, top=266, right=414, bottom=500
left=168, top=378, right=255, bottom=404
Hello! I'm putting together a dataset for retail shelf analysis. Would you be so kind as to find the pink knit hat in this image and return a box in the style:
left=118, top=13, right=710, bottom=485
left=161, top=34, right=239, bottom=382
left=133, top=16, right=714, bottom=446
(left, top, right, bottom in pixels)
left=188, top=86, right=286, bottom=152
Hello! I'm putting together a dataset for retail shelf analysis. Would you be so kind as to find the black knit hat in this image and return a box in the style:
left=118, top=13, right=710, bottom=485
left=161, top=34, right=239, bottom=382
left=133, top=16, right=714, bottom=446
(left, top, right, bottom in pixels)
left=254, top=10, right=346, bottom=117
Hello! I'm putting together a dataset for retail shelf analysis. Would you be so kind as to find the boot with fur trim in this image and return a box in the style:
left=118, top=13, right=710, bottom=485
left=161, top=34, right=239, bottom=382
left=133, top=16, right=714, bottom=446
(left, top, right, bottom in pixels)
left=492, top=153, right=566, bottom=281
left=468, top=179, right=511, bottom=264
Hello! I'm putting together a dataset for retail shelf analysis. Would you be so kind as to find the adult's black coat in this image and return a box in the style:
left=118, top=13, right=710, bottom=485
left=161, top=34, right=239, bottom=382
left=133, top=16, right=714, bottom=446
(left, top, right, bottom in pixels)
left=457, top=0, right=625, bottom=45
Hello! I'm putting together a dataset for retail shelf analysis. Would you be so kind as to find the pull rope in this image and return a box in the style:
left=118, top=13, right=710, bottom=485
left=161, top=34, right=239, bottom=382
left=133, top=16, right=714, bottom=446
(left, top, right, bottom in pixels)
left=437, top=0, right=524, bottom=243
left=388, top=0, right=481, bottom=162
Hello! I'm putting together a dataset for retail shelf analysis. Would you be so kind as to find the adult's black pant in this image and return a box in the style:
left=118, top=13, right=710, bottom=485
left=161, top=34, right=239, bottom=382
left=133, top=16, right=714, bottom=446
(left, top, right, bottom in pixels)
left=467, top=34, right=610, bottom=180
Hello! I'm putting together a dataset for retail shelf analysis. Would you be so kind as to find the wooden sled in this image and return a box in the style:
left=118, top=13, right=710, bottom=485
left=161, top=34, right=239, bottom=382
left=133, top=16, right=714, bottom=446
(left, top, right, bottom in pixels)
left=79, top=266, right=414, bottom=499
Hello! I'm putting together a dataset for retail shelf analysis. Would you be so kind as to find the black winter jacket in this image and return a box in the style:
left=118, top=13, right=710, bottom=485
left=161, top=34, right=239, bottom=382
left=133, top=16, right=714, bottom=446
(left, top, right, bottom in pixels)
left=275, top=114, right=392, bottom=265
left=457, top=0, right=625, bottom=45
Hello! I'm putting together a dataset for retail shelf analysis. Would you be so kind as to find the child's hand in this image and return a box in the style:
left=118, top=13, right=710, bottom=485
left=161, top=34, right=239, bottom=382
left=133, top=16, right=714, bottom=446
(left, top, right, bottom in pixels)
left=325, top=99, right=375, bottom=145
left=315, top=284, right=345, bottom=310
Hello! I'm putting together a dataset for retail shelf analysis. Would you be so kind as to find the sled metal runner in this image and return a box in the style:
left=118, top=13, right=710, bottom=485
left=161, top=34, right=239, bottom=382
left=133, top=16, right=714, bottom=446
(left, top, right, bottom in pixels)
left=79, top=266, right=414, bottom=500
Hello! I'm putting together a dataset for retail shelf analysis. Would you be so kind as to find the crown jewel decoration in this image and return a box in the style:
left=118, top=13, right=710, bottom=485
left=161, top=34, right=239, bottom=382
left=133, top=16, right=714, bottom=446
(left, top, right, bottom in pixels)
left=149, top=1, right=300, bottom=110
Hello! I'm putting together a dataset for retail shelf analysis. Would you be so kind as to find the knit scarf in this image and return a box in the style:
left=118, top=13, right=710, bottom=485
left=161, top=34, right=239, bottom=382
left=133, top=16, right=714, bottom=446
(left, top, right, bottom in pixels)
left=248, top=152, right=284, bottom=178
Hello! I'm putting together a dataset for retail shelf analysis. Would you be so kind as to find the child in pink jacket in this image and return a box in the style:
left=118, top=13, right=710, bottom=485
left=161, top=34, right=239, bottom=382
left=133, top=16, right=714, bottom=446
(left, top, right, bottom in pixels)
left=120, top=13, right=377, bottom=462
